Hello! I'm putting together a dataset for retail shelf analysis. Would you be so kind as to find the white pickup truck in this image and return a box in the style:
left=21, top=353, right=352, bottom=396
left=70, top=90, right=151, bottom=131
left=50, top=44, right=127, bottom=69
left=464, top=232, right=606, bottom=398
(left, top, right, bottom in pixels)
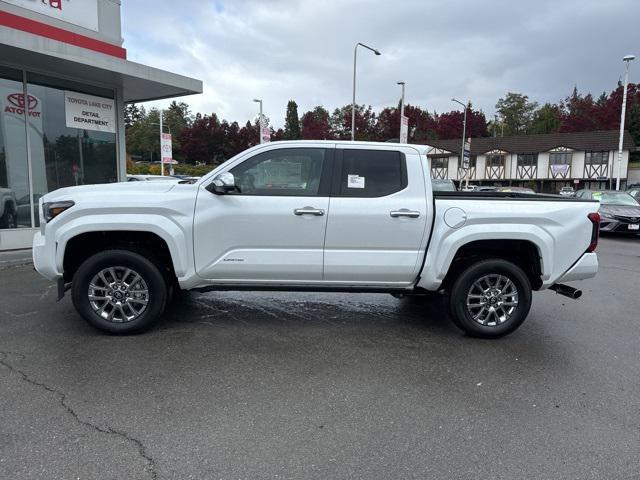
left=33, top=141, right=601, bottom=338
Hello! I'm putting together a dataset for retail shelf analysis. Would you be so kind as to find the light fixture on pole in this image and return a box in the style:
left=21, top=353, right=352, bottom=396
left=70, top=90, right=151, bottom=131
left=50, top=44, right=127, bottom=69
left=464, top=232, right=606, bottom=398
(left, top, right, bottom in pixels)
left=352, top=42, right=381, bottom=141
left=452, top=98, right=470, bottom=189
left=253, top=98, right=263, bottom=144
left=397, top=81, right=407, bottom=143
left=616, top=54, right=635, bottom=190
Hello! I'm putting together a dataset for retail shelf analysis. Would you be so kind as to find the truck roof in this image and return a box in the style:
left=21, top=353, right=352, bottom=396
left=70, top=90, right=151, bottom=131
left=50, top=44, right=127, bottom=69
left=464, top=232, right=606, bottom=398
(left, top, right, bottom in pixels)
left=246, top=140, right=433, bottom=155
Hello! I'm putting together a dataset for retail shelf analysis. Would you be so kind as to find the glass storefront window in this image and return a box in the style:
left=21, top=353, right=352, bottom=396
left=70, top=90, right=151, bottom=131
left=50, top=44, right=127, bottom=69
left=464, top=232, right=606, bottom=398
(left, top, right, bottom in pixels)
left=0, top=66, right=30, bottom=229
left=26, top=74, right=117, bottom=225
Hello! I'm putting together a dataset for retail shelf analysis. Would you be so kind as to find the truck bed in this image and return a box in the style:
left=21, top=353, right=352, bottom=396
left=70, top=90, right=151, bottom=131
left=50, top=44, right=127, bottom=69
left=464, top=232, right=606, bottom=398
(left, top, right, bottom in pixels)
left=433, top=191, right=598, bottom=202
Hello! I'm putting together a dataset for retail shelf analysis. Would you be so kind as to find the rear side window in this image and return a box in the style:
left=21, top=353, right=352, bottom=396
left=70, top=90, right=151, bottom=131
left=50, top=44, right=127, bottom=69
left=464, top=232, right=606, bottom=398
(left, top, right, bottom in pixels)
left=337, top=149, right=407, bottom=197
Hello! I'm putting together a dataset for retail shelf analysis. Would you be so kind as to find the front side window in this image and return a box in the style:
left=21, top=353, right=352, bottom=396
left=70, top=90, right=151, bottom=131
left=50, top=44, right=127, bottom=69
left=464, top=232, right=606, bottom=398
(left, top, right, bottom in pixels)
left=230, top=148, right=327, bottom=196
left=338, top=149, right=406, bottom=197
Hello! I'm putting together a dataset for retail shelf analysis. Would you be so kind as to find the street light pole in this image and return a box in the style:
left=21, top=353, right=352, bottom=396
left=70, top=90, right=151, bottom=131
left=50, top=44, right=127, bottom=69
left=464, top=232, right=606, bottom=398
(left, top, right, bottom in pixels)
left=159, top=109, right=164, bottom=176
left=616, top=55, right=635, bottom=191
left=352, top=42, right=381, bottom=141
left=253, top=98, right=263, bottom=144
left=452, top=98, right=469, bottom=189
left=397, top=81, right=405, bottom=141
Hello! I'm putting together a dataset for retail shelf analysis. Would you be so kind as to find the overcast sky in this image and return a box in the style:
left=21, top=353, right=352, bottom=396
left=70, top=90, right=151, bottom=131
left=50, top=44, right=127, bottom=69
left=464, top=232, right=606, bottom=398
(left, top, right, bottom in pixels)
left=122, top=0, right=639, bottom=128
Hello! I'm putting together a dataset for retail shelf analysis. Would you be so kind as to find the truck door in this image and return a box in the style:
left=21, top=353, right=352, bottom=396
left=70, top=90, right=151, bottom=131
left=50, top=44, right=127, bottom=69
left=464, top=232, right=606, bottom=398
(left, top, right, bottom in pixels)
left=193, top=146, right=333, bottom=282
left=323, top=146, right=430, bottom=285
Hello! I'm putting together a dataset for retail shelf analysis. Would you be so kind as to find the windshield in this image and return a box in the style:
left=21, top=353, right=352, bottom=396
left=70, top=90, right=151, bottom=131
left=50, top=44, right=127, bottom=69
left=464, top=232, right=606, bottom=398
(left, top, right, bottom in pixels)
left=592, top=191, right=640, bottom=206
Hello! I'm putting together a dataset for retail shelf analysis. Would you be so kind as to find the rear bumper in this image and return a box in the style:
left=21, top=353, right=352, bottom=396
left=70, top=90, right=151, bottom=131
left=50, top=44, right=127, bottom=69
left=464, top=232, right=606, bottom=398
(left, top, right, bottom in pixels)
left=555, top=252, right=598, bottom=283
left=32, top=232, right=61, bottom=281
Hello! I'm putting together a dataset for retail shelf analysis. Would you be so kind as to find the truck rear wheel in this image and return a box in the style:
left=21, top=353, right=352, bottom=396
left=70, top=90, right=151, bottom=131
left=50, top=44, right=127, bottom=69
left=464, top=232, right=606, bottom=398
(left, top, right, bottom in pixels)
left=71, top=249, right=168, bottom=334
left=448, top=259, right=532, bottom=338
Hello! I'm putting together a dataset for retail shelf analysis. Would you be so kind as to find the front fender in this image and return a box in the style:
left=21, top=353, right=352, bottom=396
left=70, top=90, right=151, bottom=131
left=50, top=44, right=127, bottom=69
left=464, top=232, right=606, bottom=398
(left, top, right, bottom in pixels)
left=54, top=214, right=190, bottom=278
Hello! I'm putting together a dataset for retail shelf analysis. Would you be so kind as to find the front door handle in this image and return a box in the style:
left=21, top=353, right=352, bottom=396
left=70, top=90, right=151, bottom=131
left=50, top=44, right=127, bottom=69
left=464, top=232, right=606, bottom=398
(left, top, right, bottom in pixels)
left=294, top=207, right=325, bottom=216
left=390, top=209, right=421, bottom=218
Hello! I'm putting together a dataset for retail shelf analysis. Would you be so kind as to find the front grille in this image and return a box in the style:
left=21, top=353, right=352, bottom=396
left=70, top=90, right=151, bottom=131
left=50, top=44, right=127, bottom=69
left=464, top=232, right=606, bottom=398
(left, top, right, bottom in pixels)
left=612, top=215, right=640, bottom=224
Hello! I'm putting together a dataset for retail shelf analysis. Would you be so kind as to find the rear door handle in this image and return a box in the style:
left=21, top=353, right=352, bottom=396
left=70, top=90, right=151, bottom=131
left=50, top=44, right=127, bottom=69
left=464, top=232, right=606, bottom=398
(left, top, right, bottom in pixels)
left=294, top=207, right=325, bottom=216
left=390, top=209, right=420, bottom=218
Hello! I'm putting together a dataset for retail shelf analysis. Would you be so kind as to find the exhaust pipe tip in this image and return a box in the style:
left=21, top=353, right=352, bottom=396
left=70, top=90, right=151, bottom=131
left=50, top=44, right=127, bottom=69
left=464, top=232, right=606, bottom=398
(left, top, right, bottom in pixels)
left=550, top=284, right=582, bottom=300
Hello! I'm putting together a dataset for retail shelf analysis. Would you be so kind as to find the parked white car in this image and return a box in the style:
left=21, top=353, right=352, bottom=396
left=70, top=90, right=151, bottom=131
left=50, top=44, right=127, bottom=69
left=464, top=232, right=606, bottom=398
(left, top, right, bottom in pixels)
left=559, top=186, right=575, bottom=197
left=33, top=141, right=600, bottom=338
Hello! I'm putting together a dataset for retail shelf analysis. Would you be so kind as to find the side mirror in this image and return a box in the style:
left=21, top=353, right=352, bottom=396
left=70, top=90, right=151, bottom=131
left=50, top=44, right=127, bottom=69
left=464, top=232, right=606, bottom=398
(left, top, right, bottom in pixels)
left=206, top=172, right=237, bottom=195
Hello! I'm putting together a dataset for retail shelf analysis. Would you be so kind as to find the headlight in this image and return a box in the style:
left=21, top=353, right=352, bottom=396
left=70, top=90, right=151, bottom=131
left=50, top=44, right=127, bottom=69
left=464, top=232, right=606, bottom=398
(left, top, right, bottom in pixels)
left=42, top=201, right=75, bottom=222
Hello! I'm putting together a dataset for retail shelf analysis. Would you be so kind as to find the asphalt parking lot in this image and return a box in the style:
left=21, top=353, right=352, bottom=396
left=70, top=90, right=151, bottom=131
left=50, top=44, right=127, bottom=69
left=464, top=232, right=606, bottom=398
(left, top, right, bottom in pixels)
left=1, top=237, right=639, bottom=480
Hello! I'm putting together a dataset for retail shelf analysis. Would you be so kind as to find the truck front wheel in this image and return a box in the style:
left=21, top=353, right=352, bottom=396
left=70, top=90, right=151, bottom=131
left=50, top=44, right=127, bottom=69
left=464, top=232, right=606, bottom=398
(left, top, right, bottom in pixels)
left=448, top=259, right=532, bottom=338
left=71, top=249, right=168, bottom=334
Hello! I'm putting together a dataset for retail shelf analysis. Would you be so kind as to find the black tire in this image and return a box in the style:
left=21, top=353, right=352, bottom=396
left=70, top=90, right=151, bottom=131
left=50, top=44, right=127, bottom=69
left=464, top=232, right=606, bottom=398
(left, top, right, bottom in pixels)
left=71, top=249, right=168, bottom=334
left=448, top=259, right=532, bottom=338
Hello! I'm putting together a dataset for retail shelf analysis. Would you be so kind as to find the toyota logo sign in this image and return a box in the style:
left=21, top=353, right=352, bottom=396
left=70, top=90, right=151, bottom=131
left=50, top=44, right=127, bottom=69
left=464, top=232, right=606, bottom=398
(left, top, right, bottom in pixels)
left=4, top=93, right=41, bottom=118
left=7, top=93, right=38, bottom=110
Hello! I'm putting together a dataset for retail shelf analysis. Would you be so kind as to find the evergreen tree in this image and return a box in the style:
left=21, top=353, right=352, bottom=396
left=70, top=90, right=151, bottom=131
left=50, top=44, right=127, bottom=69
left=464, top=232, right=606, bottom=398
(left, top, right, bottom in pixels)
left=124, top=103, right=145, bottom=129
left=530, top=103, right=561, bottom=134
left=283, top=100, right=301, bottom=139
left=627, top=100, right=640, bottom=145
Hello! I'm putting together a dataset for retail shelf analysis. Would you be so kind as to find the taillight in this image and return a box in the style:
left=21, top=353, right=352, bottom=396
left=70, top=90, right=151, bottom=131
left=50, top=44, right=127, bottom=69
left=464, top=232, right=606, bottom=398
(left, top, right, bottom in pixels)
left=586, top=212, right=600, bottom=252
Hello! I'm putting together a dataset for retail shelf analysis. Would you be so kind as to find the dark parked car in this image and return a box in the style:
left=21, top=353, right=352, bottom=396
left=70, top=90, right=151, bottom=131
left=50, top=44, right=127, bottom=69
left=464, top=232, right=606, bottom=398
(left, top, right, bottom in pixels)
left=575, top=189, right=640, bottom=234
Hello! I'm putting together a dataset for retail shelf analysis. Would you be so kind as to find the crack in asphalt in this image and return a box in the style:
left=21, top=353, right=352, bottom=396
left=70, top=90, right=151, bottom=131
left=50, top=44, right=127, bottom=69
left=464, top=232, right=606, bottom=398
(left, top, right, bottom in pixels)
left=0, top=351, right=158, bottom=480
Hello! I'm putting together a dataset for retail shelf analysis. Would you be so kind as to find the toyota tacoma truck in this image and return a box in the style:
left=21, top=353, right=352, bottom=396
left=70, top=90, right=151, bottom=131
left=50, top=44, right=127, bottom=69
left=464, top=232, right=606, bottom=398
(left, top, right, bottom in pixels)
left=32, top=141, right=600, bottom=338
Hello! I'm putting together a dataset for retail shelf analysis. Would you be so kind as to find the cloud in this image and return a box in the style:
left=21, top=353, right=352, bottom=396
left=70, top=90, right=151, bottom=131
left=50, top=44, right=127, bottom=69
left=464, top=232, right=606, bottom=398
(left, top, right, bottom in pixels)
left=122, top=0, right=638, bottom=128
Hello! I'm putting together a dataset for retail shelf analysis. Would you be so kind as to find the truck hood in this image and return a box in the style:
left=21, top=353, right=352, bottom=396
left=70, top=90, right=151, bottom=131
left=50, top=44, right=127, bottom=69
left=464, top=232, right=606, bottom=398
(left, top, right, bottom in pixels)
left=43, top=181, right=178, bottom=203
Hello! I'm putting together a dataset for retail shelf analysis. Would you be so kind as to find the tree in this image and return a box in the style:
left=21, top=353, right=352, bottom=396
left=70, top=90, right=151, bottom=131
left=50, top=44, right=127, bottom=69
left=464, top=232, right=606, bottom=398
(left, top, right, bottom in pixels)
left=126, top=108, right=160, bottom=162
left=559, top=87, right=599, bottom=132
left=124, top=103, right=145, bottom=129
left=530, top=103, right=561, bottom=134
left=330, top=104, right=377, bottom=140
left=627, top=100, right=640, bottom=145
left=433, top=105, right=488, bottom=140
left=163, top=101, right=193, bottom=161
left=495, top=92, right=538, bottom=135
left=301, top=106, right=332, bottom=140
left=283, top=100, right=301, bottom=140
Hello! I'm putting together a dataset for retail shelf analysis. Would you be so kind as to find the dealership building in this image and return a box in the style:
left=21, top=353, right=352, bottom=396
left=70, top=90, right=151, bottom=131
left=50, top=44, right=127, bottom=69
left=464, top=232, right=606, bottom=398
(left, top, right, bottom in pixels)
left=427, top=130, right=637, bottom=192
left=0, top=0, right=202, bottom=250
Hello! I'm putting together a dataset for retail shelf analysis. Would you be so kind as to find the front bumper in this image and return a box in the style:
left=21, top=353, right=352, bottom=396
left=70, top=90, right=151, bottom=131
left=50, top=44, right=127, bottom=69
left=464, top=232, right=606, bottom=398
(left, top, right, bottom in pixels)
left=32, top=231, right=62, bottom=281
left=555, top=252, right=598, bottom=283
left=600, top=218, right=640, bottom=233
